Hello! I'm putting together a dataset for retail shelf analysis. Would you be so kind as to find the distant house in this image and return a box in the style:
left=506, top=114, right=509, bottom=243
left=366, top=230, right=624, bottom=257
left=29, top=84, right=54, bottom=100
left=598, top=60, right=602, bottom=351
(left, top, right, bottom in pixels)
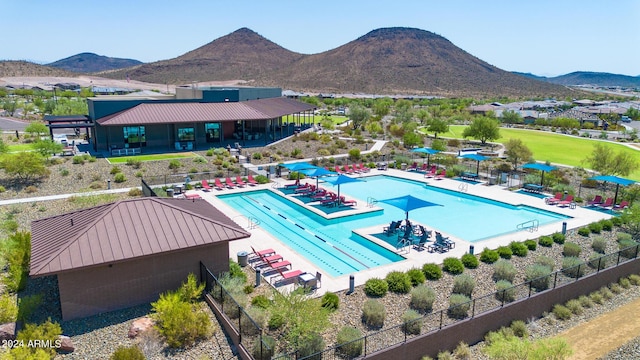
left=54, top=82, right=81, bottom=91
left=30, top=198, right=251, bottom=320
left=549, top=109, right=601, bottom=127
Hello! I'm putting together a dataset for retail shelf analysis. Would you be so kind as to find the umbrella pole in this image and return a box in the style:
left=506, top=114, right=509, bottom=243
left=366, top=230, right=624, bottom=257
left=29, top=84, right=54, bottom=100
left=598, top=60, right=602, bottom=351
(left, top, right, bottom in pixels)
left=614, top=184, right=620, bottom=205
left=476, top=161, right=480, bottom=175
left=540, top=171, right=544, bottom=186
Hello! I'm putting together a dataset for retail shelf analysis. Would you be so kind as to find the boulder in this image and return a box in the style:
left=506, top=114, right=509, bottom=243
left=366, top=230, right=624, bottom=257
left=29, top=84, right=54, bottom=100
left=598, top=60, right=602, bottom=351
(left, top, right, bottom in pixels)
left=0, top=323, right=16, bottom=341
left=128, top=317, right=155, bottom=339
left=58, top=335, right=74, bottom=353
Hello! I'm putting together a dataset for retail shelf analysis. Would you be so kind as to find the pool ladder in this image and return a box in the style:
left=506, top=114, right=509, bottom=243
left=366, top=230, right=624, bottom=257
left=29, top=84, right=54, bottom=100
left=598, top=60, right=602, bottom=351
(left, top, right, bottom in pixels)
left=517, top=219, right=539, bottom=232
left=367, top=197, right=378, bottom=207
left=458, top=182, right=468, bottom=192
left=232, top=215, right=261, bottom=230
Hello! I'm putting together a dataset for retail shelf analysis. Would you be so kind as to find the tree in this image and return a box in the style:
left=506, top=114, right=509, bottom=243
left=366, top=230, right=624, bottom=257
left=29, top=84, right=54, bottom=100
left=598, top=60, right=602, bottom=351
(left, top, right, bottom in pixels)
left=32, top=139, right=63, bottom=159
left=504, top=138, right=533, bottom=171
left=0, top=152, right=49, bottom=182
left=24, top=122, right=49, bottom=138
left=626, top=107, right=640, bottom=120
left=427, top=118, right=449, bottom=138
left=501, top=110, right=523, bottom=125
left=348, top=105, right=370, bottom=130
left=373, top=98, right=393, bottom=118
left=462, top=117, right=501, bottom=144
left=586, top=143, right=639, bottom=176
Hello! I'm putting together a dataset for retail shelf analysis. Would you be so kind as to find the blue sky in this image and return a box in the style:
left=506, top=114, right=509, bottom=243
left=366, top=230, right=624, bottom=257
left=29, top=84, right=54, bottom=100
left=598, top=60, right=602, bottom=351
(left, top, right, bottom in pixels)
left=3, top=0, right=639, bottom=77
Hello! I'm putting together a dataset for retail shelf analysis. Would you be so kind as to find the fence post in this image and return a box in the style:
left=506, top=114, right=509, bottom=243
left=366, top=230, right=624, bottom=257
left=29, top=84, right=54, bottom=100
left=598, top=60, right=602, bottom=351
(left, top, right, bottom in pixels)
left=617, top=251, right=621, bottom=266
left=238, top=307, right=242, bottom=343
left=439, top=310, right=443, bottom=329
left=364, top=334, right=368, bottom=356
left=576, top=264, right=581, bottom=280
left=528, top=281, right=532, bottom=297
left=472, top=299, right=476, bottom=318
left=501, top=290, right=505, bottom=307
left=597, top=257, right=602, bottom=273
left=635, top=245, right=640, bottom=258
left=553, top=272, right=558, bottom=288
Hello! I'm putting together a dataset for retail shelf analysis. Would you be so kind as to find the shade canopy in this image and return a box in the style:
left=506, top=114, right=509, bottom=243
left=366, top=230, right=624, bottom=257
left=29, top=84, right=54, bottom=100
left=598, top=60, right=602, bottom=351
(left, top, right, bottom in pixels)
left=459, top=153, right=489, bottom=175
left=412, top=147, right=441, bottom=167
left=380, top=195, right=442, bottom=220
left=522, top=163, right=558, bottom=186
left=589, top=175, right=636, bottom=205
left=299, top=167, right=334, bottom=187
left=281, top=162, right=318, bottom=171
left=324, top=175, right=363, bottom=205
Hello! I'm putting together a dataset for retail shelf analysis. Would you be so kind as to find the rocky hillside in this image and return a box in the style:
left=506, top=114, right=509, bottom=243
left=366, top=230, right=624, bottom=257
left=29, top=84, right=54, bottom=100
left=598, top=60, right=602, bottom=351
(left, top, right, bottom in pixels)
left=46, top=52, right=143, bottom=73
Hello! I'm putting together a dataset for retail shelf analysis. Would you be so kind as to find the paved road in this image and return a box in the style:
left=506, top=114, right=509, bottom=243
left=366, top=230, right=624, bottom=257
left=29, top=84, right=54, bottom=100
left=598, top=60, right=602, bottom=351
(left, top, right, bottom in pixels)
left=0, top=117, right=28, bottom=132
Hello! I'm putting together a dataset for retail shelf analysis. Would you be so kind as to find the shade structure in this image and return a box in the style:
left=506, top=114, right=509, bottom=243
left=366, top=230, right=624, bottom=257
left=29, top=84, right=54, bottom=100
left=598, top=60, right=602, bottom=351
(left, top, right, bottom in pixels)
left=522, top=163, right=558, bottom=186
left=380, top=195, right=442, bottom=221
left=323, top=174, right=363, bottom=205
left=589, top=175, right=636, bottom=205
left=459, top=153, right=489, bottom=175
left=299, top=167, right=334, bottom=187
left=281, top=162, right=318, bottom=182
left=412, top=147, right=441, bottom=167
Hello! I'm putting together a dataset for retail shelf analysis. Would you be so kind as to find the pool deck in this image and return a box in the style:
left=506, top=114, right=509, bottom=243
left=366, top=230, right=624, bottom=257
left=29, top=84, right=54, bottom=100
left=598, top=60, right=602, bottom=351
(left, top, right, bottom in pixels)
left=187, top=168, right=613, bottom=295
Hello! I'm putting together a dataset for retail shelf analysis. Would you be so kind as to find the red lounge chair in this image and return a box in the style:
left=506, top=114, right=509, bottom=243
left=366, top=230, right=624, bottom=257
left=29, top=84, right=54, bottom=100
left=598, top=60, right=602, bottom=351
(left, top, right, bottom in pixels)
left=348, top=164, right=360, bottom=174
left=587, top=195, right=603, bottom=207
left=597, top=197, right=614, bottom=209
left=435, top=169, right=446, bottom=180
left=185, top=193, right=201, bottom=200
left=247, top=174, right=258, bottom=186
left=407, top=162, right=418, bottom=171
left=545, top=192, right=563, bottom=205
left=557, top=195, right=574, bottom=207
left=357, top=163, right=370, bottom=173
left=249, top=246, right=276, bottom=260
left=310, top=189, right=328, bottom=200
left=201, top=179, right=212, bottom=191
left=271, top=267, right=304, bottom=285
left=235, top=176, right=246, bottom=187
left=321, top=193, right=338, bottom=206
left=613, top=201, right=629, bottom=211
left=214, top=178, right=225, bottom=190
left=424, top=166, right=437, bottom=178
left=417, top=163, right=428, bottom=172
left=340, top=196, right=357, bottom=207
left=225, top=177, right=236, bottom=189
left=284, top=179, right=301, bottom=188
left=251, top=253, right=283, bottom=267
left=334, top=166, right=343, bottom=174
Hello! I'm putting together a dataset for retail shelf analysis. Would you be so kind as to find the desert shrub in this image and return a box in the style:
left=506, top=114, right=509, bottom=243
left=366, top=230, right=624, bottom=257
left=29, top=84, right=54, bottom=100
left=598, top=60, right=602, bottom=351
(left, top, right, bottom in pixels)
left=364, top=278, right=388, bottom=297
left=2, top=231, right=31, bottom=292
left=562, top=242, right=582, bottom=257
left=241, top=307, right=267, bottom=335
left=321, top=292, right=339, bottom=311
left=526, top=264, right=553, bottom=291
left=619, top=239, right=639, bottom=258
left=448, top=294, right=471, bottom=319
left=562, top=257, right=585, bottom=278
left=578, top=227, right=591, bottom=237
left=268, top=313, right=285, bottom=330
left=110, top=165, right=122, bottom=174
left=402, top=309, right=422, bottom=335
left=588, top=253, right=607, bottom=270
left=629, top=274, right=640, bottom=286
left=362, top=299, right=386, bottom=328
left=535, top=255, right=556, bottom=270
left=252, top=335, right=276, bottom=360
left=336, top=327, right=363, bottom=358
left=590, top=291, right=604, bottom=304
left=128, top=188, right=143, bottom=196
left=251, top=295, right=271, bottom=309
left=612, top=216, right=624, bottom=226
left=243, top=284, right=254, bottom=294
left=497, top=246, right=513, bottom=259
left=552, top=232, right=566, bottom=244
left=24, top=185, right=37, bottom=194
left=578, top=295, right=594, bottom=308
left=618, top=232, right=633, bottom=242
left=619, top=277, right=631, bottom=289
left=452, top=274, right=475, bottom=297
left=407, top=268, right=426, bottom=286
left=510, top=320, right=528, bottom=338
left=552, top=304, right=572, bottom=320
left=588, top=222, right=603, bottom=234
left=510, top=242, right=528, bottom=257
left=0, top=293, right=18, bottom=323
left=460, top=253, right=479, bottom=268
left=591, top=237, right=607, bottom=253
left=538, top=236, right=553, bottom=247
left=111, top=345, right=145, bottom=360
left=72, top=155, right=85, bottom=164
left=442, top=257, right=464, bottom=275
left=386, top=271, right=412, bottom=294
left=410, top=285, right=436, bottom=313
left=480, top=248, right=499, bottom=263
left=422, top=263, right=442, bottom=280
left=493, top=259, right=517, bottom=282
left=523, top=239, right=537, bottom=251
left=565, top=299, right=583, bottom=315
left=600, top=286, right=614, bottom=300
left=229, top=260, right=247, bottom=283
left=600, top=219, right=613, bottom=231
left=609, top=282, right=623, bottom=294
left=297, top=332, right=325, bottom=359
left=114, top=173, right=126, bottom=183
left=453, top=342, right=472, bottom=359
left=495, top=280, right=516, bottom=303
left=13, top=319, right=62, bottom=358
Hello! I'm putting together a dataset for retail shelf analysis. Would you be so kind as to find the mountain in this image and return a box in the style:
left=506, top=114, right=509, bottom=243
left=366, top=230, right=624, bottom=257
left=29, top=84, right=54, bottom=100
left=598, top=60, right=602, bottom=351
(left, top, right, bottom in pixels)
left=101, top=28, right=305, bottom=84
left=47, top=52, right=143, bottom=73
left=544, top=71, right=640, bottom=88
left=0, top=61, right=75, bottom=77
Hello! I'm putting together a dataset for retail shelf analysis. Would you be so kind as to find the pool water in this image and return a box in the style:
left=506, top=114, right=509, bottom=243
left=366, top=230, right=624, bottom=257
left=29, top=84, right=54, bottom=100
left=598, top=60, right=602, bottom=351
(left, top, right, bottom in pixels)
left=219, top=175, right=569, bottom=277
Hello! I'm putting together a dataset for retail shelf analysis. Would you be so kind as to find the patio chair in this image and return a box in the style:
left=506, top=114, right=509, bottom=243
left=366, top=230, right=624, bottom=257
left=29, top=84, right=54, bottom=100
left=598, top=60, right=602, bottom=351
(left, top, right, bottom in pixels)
left=586, top=195, right=603, bottom=207
left=412, top=230, right=431, bottom=251
left=213, top=178, right=225, bottom=190
left=249, top=246, right=276, bottom=261
left=310, top=189, right=328, bottom=200
left=357, top=163, right=370, bottom=172
left=417, top=163, right=428, bottom=173
left=315, top=271, right=322, bottom=289
left=339, top=196, right=357, bottom=207
left=407, top=162, right=418, bottom=171
left=424, top=166, right=437, bottom=178
left=435, top=169, right=446, bottom=180
left=545, top=192, right=563, bottom=205
left=270, top=266, right=304, bottom=286
left=383, top=221, right=399, bottom=236
left=349, top=164, right=360, bottom=174
left=235, top=176, right=246, bottom=187
left=284, top=179, right=302, bottom=188
left=376, top=163, right=387, bottom=171
left=334, top=165, right=344, bottom=174
left=597, top=197, right=614, bottom=209
left=557, top=195, right=574, bottom=207
left=247, top=174, right=258, bottom=186
left=225, top=177, right=236, bottom=189
left=613, top=201, right=629, bottom=212
left=201, top=179, right=213, bottom=191
left=435, top=232, right=455, bottom=249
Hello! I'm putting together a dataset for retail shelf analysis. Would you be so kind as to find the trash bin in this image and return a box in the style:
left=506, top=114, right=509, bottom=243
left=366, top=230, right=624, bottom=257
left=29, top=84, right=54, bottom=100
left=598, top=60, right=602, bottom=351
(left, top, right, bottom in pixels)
left=401, top=163, right=407, bottom=170
left=166, top=188, right=174, bottom=197
left=237, top=251, right=249, bottom=267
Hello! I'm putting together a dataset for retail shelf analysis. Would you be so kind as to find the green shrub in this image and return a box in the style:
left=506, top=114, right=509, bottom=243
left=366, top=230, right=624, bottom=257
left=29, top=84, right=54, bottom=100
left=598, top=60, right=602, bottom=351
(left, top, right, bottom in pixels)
left=629, top=274, right=640, bottom=286
left=386, top=271, right=412, bottom=294
left=168, top=159, right=181, bottom=170
left=495, top=280, right=516, bottom=303
left=229, top=260, right=247, bottom=283
left=297, top=332, right=325, bottom=359
left=588, top=222, right=603, bottom=234
left=362, top=299, right=386, bottom=328
left=510, top=242, right=528, bottom=257
left=128, top=188, right=143, bottom=196
left=578, top=227, right=591, bottom=237
left=562, top=242, right=582, bottom=257
left=578, top=295, right=594, bottom=308
left=0, top=293, right=18, bottom=323
left=510, top=320, right=528, bottom=338
left=453, top=342, right=472, bottom=359
left=538, top=236, right=553, bottom=247
left=535, top=255, right=556, bottom=270
left=407, top=268, right=426, bottom=286
left=252, top=335, right=276, bottom=360
left=448, top=294, right=471, bottom=319
left=552, top=232, right=566, bottom=244
left=364, top=278, right=388, bottom=297
left=552, top=304, right=572, bottom=320
left=480, top=248, right=500, bottom=263
left=600, top=219, right=613, bottom=231
left=72, top=155, right=85, bottom=164
left=565, top=299, right=583, bottom=315
left=410, top=285, right=436, bottom=313
left=461, top=253, right=479, bottom=269
left=497, top=246, right=513, bottom=259
left=591, top=237, right=607, bottom=253
left=619, top=239, right=639, bottom=258
left=600, top=286, right=614, bottom=300
left=452, top=274, right=475, bottom=297
left=562, top=257, right=585, bottom=278
left=421, top=263, right=442, bottom=281
left=523, top=239, right=537, bottom=251
left=241, top=307, right=267, bottom=335
left=14, top=319, right=62, bottom=358
left=114, top=173, right=126, bottom=183
left=442, top=257, right=464, bottom=275
left=251, top=295, right=271, bottom=309
left=321, top=292, right=339, bottom=311
left=111, top=345, right=145, bottom=360
left=336, top=327, right=363, bottom=358
left=619, top=277, right=631, bottom=289
left=617, top=232, right=633, bottom=242
left=268, top=313, right=285, bottom=330
left=401, top=309, right=422, bottom=335
left=590, top=291, right=604, bottom=304
left=612, top=216, right=623, bottom=226
left=493, top=259, right=517, bottom=282
left=609, top=282, right=623, bottom=294
left=2, top=231, right=31, bottom=292
left=110, top=165, right=122, bottom=174
left=16, top=294, right=42, bottom=323
left=526, top=264, right=553, bottom=291
left=588, top=253, right=607, bottom=270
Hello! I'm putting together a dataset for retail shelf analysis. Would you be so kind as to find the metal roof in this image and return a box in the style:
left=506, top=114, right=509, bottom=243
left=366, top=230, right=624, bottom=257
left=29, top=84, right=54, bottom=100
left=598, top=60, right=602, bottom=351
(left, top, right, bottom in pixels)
left=30, top=198, right=250, bottom=277
left=96, top=97, right=316, bottom=126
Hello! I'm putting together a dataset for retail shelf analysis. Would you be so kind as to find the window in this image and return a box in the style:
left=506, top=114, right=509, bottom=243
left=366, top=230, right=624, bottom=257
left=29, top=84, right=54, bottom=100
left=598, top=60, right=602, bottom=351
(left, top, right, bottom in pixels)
left=177, top=127, right=195, bottom=141
left=205, top=123, right=220, bottom=143
left=123, top=126, right=146, bottom=147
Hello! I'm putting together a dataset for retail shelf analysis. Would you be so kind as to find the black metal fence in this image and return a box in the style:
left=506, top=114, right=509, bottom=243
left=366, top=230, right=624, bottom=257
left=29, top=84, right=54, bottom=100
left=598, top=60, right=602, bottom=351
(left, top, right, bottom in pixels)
left=202, top=243, right=640, bottom=359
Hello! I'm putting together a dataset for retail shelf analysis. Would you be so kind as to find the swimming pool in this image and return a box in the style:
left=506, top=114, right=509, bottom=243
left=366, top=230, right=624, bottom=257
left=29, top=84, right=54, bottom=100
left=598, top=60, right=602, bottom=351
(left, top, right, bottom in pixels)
left=219, top=175, right=569, bottom=277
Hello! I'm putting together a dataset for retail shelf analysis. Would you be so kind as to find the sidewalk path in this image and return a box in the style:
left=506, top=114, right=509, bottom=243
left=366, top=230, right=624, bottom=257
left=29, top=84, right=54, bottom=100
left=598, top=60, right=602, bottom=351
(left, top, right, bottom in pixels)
left=0, top=188, right=133, bottom=206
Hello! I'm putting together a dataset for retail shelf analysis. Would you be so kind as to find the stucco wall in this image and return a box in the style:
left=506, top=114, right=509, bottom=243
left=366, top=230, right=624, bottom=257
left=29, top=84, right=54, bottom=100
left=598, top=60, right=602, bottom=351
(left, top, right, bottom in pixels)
left=57, top=242, right=229, bottom=320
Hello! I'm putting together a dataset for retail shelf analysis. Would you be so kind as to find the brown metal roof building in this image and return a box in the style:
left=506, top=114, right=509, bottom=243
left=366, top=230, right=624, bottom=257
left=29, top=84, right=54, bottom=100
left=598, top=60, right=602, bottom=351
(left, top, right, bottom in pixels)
left=31, top=197, right=250, bottom=320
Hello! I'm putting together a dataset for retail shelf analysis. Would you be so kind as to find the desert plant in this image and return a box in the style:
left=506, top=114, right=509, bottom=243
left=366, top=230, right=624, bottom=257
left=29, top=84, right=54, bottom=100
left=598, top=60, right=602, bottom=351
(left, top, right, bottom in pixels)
left=525, top=264, right=553, bottom=291
left=452, top=274, right=475, bottom=297
left=252, top=335, right=276, bottom=360
left=448, top=294, right=471, bottom=319
left=114, top=173, right=126, bottom=183
left=495, top=280, right=516, bottom=303
left=422, top=263, right=442, bottom=280
left=590, top=291, right=604, bottom=304
left=565, top=299, right=583, bottom=315
left=453, top=341, right=472, bottom=359
left=588, top=253, right=607, bottom=270
left=588, top=222, right=603, bottom=234
left=497, top=246, right=513, bottom=259
left=480, top=248, right=499, bottom=263
left=336, top=326, right=363, bottom=358
left=619, top=239, right=639, bottom=258
left=600, top=286, right=614, bottom=300
left=251, top=295, right=271, bottom=309
left=523, top=239, right=537, bottom=251
left=13, top=319, right=62, bottom=358
left=442, top=257, right=464, bottom=275
left=321, top=292, right=339, bottom=311
left=591, top=236, right=607, bottom=253
left=268, top=313, right=285, bottom=330
left=609, top=282, right=623, bottom=294
left=410, top=285, right=436, bottom=313
left=578, top=227, right=591, bottom=237
left=297, top=332, right=325, bottom=359
left=535, top=255, right=556, bottom=270
left=362, top=299, right=386, bottom=328
left=460, top=253, right=479, bottom=268
left=562, top=242, right=582, bottom=257
left=0, top=293, right=18, bottom=323
left=600, top=219, right=613, bottom=231
left=401, top=309, right=422, bottom=335
left=510, top=320, right=528, bottom=338
left=538, top=236, right=553, bottom=247
left=552, top=304, right=572, bottom=320
left=493, top=259, right=517, bottom=282
left=386, top=271, right=412, bottom=294
left=617, top=232, right=633, bottom=242
left=407, top=268, right=426, bottom=286
left=629, top=274, right=640, bottom=286
left=562, top=257, right=585, bottom=278
left=578, top=295, right=594, bottom=308
left=111, top=345, right=146, bottom=360
left=509, top=241, right=528, bottom=257
left=364, top=278, right=388, bottom=297
left=552, top=232, right=566, bottom=244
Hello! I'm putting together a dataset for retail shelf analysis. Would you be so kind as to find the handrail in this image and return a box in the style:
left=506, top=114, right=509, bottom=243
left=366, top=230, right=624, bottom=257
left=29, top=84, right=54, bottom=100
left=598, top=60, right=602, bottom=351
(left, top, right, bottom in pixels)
left=271, top=182, right=282, bottom=189
left=516, top=219, right=539, bottom=232
left=232, top=214, right=260, bottom=230
left=458, top=182, right=468, bottom=192
left=367, top=196, right=378, bottom=207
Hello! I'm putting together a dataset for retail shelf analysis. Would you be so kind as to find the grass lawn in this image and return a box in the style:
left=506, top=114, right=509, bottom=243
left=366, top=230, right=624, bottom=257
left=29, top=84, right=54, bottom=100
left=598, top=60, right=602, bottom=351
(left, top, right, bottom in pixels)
left=7, top=143, right=34, bottom=152
left=424, top=126, right=640, bottom=180
left=318, top=115, right=349, bottom=126
left=108, top=152, right=199, bottom=164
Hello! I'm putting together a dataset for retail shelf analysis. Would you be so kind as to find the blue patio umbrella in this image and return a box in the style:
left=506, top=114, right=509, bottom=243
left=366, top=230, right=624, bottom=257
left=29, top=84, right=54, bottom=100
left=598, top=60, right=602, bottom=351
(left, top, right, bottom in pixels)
left=459, top=153, right=489, bottom=175
left=299, top=167, right=334, bottom=187
left=412, top=147, right=441, bottom=167
left=281, top=162, right=318, bottom=182
left=323, top=174, right=363, bottom=205
left=380, top=194, right=442, bottom=221
left=522, top=163, right=558, bottom=186
left=589, top=175, right=636, bottom=205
